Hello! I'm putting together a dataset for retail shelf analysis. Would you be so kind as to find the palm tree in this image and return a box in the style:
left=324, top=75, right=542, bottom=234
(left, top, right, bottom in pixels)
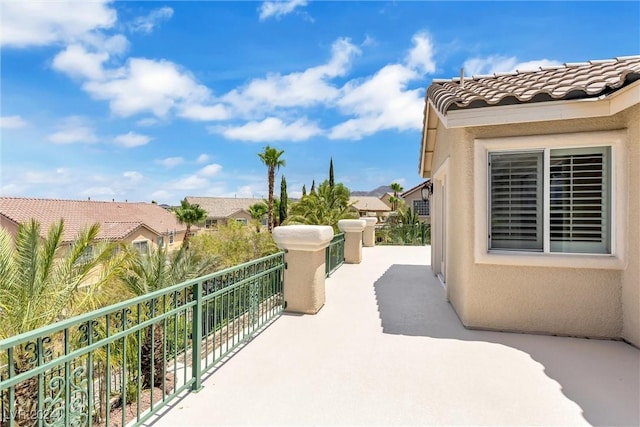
left=120, top=246, right=216, bottom=388
left=390, top=182, right=404, bottom=211
left=0, top=219, right=127, bottom=425
left=248, top=202, right=268, bottom=232
left=286, top=180, right=357, bottom=232
left=257, top=146, right=286, bottom=232
left=174, top=198, right=208, bottom=249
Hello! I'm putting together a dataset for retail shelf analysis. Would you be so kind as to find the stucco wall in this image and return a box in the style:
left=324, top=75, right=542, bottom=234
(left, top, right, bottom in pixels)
left=123, top=228, right=163, bottom=250
left=621, top=105, right=640, bottom=346
left=429, top=104, right=639, bottom=341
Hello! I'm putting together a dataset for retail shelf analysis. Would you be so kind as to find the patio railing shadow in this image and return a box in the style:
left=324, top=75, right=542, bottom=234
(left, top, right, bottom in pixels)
left=373, top=264, right=639, bottom=427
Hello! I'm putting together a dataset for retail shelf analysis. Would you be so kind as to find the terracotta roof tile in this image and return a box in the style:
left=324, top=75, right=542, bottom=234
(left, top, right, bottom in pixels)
left=185, top=197, right=264, bottom=218
left=0, top=197, right=186, bottom=242
left=427, top=56, right=640, bottom=115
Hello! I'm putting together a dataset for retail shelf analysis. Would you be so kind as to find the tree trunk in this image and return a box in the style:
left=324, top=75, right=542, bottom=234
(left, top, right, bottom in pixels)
left=267, top=168, right=274, bottom=232
left=141, top=323, right=165, bottom=389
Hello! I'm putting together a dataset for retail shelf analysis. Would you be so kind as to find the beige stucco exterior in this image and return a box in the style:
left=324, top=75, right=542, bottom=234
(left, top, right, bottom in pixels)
left=427, top=101, right=639, bottom=347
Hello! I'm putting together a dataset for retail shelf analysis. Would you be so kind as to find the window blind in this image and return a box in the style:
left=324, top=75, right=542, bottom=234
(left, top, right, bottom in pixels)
left=489, top=152, right=543, bottom=251
left=549, top=147, right=610, bottom=253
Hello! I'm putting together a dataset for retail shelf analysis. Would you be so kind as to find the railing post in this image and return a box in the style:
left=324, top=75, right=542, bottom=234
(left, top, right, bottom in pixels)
left=338, top=219, right=367, bottom=264
left=273, top=225, right=334, bottom=314
left=361, top=217, right=378, bottom=247
left=191, top=280, right=203, bottom=392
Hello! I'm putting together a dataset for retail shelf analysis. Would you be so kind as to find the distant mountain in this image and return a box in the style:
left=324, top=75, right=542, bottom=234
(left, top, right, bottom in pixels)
left=351, top=185, right=392, bottom=197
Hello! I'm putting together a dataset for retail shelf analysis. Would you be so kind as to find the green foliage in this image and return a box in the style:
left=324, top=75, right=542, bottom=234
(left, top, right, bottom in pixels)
left=279, top=175, right=288, bottom=226
left=248, top=202, right=268, bottom=232
left=286, top=179, right=357, bottom=232
left=174, top=198, right=208, bottom=249
left=390, top=182, right=404, bottom=211
left=329, top=158, right=335, bottom=188
left=376, top=207, right=430, bottom=246
left=0, top=219, right=128, bottom=340
left=189, top=221, right=279, bottom=269
left=257, top=145, right=286, bottom=232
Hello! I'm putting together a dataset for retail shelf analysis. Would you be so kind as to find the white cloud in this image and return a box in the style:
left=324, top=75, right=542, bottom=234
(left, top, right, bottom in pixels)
left=83, top=58, right=213, bottom=118
left=157, top=157, right=184, bottom=168
left=196, top=154, right=210, bottom=163
left=136, top=118, right=159, bottom=127
left=169, top=175, right=209, bottom=190
left=130, top=7, right=174, bottom=33
left=0, top=0, right=116, bottom=48
left=329, top=32, right=435, bottom=140
left=222, top=38, right=360, bottom=115
left=0, top=115, right=28, bottom=129
left=47, top=117, right=98, bottom=144
left=123, top=171, right=143, bottom=182
left=406, top=32, right=436, bottom=74
left=113, top=131, right=152, bottom=147
left=258, top=0, right=307, bottom=21
left=213, top=117, right=322, bottom=142
left=52, top=44, right=109, bottom=80
left=198, top=164, right=223, bottom=177
left=463, top=55, right=561, bottom=76
left=178, top=104, right=229, bottom=121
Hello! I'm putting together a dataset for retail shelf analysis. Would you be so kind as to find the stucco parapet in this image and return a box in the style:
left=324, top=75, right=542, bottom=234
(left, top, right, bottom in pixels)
left=273, top=225, right=334, bottom=251
left=338, top=219, right=366, bottom=233
left=361, top=217, right=378, bottom=227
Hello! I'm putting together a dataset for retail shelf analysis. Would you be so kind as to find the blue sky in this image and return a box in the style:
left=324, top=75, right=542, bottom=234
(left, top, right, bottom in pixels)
left=1, top=1, right=638, bottom=205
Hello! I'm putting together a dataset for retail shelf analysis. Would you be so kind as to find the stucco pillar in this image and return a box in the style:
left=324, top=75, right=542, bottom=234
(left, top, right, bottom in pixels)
left=272, top=225, right=334, bottom=314
left=361, top=217, right=378, bottom=247
left=338, top=219, right=367, bottom=264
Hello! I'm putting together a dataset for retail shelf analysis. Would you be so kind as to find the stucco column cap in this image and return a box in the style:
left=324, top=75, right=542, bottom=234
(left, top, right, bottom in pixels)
left=273, top=225, right=334, bottom=251
left=338, top=219, right=367, bottom=233
left=361, top=217, right=378, bottom=226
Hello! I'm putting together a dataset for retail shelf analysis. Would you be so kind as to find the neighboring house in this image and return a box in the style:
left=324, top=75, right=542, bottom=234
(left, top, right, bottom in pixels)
left=0, top=197, right=189, bottom=252
left=379, top=192, right=394, bottom=209
left=185, top=196, right=264, bottom=229
left=349, top=196, right=392, bottom=218
left=400, top=180, right=431, bottom=223
left=419, top=56, right=640, bottom=347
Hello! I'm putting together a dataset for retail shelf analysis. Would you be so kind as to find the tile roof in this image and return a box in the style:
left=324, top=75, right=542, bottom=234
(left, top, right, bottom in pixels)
left=185, top=197, right=264, bottom=218
left=349, top=196, right=391, bottom=212
left=427, top=56, right=640, bottom=115
left=0, top=197, right=185, bottom=242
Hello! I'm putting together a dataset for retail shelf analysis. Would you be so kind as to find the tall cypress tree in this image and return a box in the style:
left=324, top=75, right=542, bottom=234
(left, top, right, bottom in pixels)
left=279, top=175, right=288, bottom=225
left=302, top=184, right=307, bottom=197
left=329, top=157, right=335, bottom=189
left=310, top=180, right=316, bottom=195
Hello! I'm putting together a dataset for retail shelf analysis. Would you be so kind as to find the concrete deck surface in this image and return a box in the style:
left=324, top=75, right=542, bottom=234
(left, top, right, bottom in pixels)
left=147, top=246, right=639, bottom=426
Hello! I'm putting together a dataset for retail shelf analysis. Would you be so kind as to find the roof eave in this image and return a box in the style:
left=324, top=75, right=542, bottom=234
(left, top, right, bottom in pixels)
left=439, top=80, right=640, bottom=129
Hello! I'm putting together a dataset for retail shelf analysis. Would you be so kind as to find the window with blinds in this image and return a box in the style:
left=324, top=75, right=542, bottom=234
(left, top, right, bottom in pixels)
left=489, top=152, right=543, bottom=251
left=550, top=147, right=610, bottom=253
left=488, top=146, right=611, bottom=254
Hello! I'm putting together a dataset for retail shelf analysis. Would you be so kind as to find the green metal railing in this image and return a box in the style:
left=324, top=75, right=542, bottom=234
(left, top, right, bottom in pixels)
left=375, top=223, right=430, bottom=246
left=0, top=252, right=285, bottom=427
left=325, top=233, right=345, bottom=277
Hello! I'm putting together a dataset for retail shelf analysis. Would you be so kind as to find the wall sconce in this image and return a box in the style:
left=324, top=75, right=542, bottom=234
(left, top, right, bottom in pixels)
left=421, top=181, right=433, bottom=201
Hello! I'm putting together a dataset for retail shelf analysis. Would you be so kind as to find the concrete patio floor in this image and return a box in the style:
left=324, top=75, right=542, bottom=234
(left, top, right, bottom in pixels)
left=146, top=246, right=639, bottom=426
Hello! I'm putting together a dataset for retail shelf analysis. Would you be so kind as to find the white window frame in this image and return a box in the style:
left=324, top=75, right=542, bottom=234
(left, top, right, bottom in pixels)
left=474, top=130, right=626, bottom=269
left=132, top=239, right=150, bottom=255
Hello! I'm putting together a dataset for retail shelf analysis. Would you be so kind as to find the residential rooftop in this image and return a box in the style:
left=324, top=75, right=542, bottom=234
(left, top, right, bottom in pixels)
left=0, top=197, right=185, bottom=242
left=428, top=55, right=640, bottom=115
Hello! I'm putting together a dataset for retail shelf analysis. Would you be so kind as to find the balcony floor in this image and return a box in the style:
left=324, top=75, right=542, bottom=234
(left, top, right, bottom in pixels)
left=147, top=246, right=639, bottom=426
